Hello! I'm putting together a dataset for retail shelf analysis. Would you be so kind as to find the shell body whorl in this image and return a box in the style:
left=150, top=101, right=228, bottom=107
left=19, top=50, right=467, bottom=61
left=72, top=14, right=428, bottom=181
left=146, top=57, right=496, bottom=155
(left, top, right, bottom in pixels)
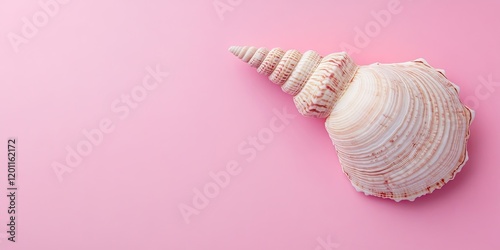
left=326, top=61, right=473, bottom=201
left=229, top=45, right=474, bottom=201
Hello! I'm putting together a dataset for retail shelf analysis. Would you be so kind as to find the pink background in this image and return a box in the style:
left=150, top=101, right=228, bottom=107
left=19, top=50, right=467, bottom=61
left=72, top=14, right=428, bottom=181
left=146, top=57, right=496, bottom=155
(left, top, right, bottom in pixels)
left=1, top=0, right=499, bottom=249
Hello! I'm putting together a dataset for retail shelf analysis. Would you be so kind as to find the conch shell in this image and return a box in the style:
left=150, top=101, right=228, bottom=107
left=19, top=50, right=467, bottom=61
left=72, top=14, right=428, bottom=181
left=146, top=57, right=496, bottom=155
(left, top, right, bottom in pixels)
left=229, top=45, right=474, bottom=201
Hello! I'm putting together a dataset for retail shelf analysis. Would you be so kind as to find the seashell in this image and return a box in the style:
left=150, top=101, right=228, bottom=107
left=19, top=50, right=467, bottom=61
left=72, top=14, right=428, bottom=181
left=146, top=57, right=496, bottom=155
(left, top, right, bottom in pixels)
left=229, top=45, right=474, bottom=202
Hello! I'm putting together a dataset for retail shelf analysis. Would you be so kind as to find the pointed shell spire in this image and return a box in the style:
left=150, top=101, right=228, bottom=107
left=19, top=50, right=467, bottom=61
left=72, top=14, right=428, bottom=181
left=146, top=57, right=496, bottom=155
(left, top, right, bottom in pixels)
left=229, top=46, right=359, bottom=118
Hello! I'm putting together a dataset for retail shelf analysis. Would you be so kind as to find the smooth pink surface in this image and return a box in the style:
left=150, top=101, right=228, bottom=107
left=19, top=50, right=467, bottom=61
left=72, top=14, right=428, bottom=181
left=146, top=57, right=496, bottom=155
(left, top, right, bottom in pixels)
left=1, top=0, right=499, bottom=249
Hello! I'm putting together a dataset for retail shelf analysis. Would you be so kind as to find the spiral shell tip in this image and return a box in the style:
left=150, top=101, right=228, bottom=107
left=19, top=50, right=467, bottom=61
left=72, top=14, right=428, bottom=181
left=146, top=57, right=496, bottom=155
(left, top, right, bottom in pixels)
left=229, top=46, right=241, bottom=56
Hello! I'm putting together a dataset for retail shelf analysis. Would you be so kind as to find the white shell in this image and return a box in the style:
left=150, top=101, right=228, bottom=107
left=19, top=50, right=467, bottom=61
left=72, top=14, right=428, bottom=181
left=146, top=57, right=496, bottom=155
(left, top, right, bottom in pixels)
left=230, top=46, right=474, bottom=201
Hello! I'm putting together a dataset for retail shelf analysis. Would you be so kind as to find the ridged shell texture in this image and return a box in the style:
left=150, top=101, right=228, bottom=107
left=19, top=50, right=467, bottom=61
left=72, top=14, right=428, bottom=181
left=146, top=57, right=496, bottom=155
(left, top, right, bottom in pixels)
left=230, top=45, right=474, bottom=201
